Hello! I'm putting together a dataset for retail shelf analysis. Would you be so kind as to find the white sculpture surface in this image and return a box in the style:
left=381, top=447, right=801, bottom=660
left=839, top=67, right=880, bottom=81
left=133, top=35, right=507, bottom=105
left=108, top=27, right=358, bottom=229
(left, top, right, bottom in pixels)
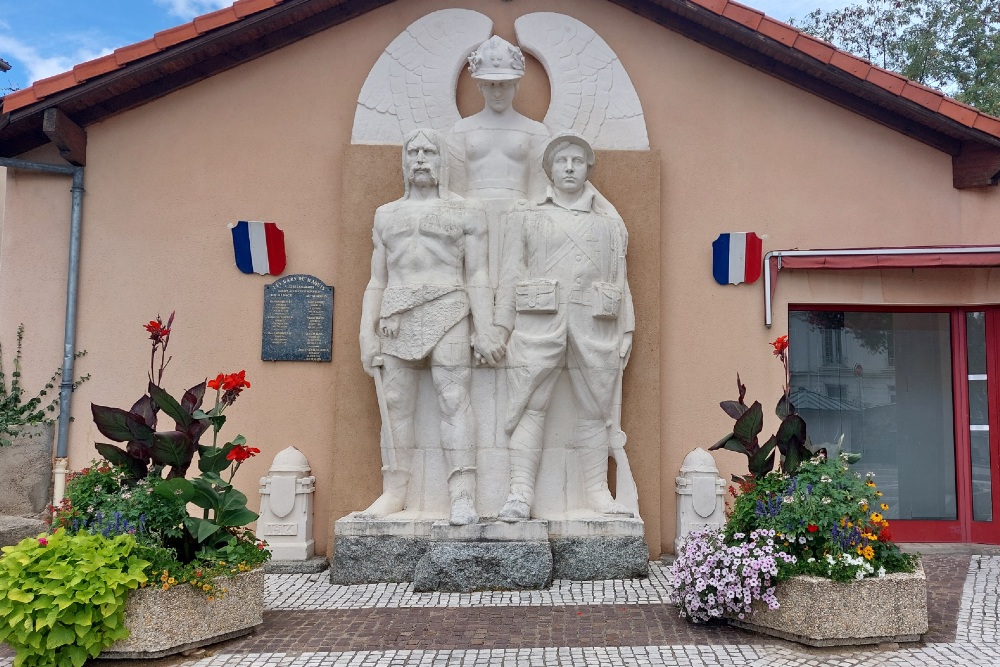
left=258, top=446, right=316, bottom=560
left=514, top=13, right=649, bottom=150
left=447, top=35, right=549, bottom=202
left=352, top=11, right=647, bottom=530
left=351, top=10, right=648, bottom=151
left=352, top=9, right=493, bottom=144
left=358, top=128, right=505, bottom=526
left=675, top=448, right=726, bottom=552
left=495, top=133, right=636, bottom=521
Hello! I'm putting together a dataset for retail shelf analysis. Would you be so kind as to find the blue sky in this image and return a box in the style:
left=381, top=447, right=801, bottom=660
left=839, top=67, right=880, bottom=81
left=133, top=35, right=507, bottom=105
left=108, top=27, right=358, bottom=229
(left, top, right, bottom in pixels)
left=0, top=0, right=851, bottom=92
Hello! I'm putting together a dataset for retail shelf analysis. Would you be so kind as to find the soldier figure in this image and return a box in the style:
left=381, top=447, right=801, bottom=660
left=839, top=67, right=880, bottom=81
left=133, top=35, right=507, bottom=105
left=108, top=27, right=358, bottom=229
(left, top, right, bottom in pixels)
left=359, top=128, right=504, bottom=526
left=496, top=132, right=635, bottom=521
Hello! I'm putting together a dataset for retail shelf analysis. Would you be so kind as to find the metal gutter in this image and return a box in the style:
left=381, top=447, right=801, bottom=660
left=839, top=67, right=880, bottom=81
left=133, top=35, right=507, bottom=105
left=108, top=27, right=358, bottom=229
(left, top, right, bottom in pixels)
left=763, top=246, right=1000, bottom=327
left=0, top=157, right=84, bottom=502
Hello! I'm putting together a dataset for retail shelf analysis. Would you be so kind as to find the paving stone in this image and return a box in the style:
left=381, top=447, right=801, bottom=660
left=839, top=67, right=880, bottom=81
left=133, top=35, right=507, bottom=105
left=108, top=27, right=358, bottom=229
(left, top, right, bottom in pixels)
left=0, top=555, right=996, bottom=666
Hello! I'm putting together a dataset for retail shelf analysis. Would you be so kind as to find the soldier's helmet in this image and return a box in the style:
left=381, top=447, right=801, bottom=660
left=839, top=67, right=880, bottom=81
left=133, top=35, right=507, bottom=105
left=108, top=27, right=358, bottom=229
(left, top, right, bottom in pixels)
left=468, top=35, right=525, bottom=81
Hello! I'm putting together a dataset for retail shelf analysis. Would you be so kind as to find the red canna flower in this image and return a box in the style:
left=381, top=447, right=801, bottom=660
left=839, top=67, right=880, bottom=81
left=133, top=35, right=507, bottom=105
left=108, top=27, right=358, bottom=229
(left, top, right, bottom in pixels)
left=207, top=374, right=225, bottom=390
left=226, top=445, right=260, bottom=463
left=807, top=524, right=818, bottom=533
left=222, top=370, right=251, bottom=392
left=770, top=335, right=789, bottom=357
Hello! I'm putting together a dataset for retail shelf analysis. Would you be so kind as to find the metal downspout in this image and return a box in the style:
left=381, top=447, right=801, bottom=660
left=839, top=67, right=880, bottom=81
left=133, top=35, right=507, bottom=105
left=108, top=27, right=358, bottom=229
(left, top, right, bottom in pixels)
left=0, top=157, right=84, bottom=501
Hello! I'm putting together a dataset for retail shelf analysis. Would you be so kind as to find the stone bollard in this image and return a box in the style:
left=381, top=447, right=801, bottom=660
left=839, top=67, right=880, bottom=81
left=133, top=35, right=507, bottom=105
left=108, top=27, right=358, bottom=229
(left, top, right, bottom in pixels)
left=259, top=446, right=316, bottom=560
left=674, top=448, right=726, bottom=553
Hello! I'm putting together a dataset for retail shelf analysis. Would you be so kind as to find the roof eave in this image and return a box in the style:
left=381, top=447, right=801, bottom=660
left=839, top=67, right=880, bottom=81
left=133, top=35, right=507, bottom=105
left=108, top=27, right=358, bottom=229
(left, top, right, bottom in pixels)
left=2, top=0, right=1000, bottom=188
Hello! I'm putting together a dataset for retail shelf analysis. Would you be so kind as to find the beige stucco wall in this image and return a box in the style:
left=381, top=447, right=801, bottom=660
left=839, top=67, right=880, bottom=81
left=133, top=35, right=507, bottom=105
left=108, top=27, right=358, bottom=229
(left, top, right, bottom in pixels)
left=3, top=0, right=1000, bottom=557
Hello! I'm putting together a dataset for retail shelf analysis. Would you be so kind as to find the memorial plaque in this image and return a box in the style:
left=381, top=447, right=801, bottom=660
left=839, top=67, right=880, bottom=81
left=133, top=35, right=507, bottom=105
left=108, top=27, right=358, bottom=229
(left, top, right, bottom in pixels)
left=262, top=274, right=333, bottom=361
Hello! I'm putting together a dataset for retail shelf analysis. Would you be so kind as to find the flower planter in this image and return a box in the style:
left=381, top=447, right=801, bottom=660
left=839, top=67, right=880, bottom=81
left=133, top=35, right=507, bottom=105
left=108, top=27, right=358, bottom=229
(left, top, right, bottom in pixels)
left=727, top=562, right=927, bottom=647
left=99, top=569, right=264, bottom=659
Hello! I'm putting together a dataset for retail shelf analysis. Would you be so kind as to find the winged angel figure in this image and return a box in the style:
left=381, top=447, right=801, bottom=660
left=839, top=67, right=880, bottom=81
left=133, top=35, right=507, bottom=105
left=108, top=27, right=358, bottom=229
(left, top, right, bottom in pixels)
left=351, top=10, right=649, bottom=153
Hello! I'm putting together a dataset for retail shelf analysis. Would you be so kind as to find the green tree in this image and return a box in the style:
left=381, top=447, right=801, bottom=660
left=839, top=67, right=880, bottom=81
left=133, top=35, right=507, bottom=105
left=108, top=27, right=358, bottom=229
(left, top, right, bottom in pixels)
left=794, top=0, right=1000, bottom=115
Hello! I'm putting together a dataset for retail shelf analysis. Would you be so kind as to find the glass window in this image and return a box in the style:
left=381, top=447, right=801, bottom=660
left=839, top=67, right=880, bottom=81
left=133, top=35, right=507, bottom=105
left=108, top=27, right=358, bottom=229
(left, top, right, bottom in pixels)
left=790, top=310, right=957, bottom=521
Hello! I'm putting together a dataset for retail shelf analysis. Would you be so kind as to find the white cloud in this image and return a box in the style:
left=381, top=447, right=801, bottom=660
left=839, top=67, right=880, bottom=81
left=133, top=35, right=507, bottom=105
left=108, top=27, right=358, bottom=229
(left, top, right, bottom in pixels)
left=154, top=0, right=233, bottom=20
left=0, top=33, right=112, bottom=85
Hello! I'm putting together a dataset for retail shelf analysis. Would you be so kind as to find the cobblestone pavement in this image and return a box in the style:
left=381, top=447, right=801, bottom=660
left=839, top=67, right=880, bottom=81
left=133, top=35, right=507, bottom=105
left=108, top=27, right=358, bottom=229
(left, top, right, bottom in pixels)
left=1, top=554, right=996, bottom=666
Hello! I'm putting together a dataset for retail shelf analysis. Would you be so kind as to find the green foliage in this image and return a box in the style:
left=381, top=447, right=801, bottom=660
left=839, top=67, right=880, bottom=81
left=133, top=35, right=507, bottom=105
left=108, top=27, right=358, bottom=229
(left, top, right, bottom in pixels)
left=51, top=461, right=188, bottom=546
left=726, top=454, right=918, bottom=582
left=709, top=375, right=811, bottom=481
left=156, top=439, right=259, bottom=550
left=0, top=529, right=147, bottom=667
left=92, top=380, right=210, bottom=480
left=794, top=0, right=1000, bottom=115
left=0, top=324, right=89, bottom=446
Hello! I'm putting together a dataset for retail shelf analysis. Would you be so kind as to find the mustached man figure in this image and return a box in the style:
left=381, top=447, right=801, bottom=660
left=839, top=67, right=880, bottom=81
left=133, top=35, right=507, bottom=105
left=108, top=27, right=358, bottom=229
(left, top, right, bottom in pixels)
left=495, top=132, right=635, bottom=522
left=359, top=128, right=505, bottom=526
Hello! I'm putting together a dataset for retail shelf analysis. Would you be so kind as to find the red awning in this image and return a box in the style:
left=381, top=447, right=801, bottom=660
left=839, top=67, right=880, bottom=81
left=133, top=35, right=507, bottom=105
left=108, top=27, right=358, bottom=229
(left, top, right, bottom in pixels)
left=764, top=246, right=1000, bottom=326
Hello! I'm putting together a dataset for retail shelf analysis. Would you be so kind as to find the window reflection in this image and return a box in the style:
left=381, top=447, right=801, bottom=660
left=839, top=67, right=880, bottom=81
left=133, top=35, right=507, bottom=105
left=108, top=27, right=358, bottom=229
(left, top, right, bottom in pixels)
left=790, top=311, right=956, bottom=521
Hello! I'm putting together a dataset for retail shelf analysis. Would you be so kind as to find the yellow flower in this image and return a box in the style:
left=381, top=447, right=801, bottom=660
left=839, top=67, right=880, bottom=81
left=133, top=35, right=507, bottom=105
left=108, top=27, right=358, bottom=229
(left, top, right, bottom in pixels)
left=866, top=480, right=876, bottom=488
left=862, top=545, right=874, bottom=560
left=870, top=512, right=883, bottom=523
left=860, top=503, right=869, bottom=512
left=168, top=577, right=176, bottom=585
left=876, top=491, right=883, bottom=497
left=162, top=583, right=169, bottom=591
left=203, top=584, right=211, bottom=592
left=881, top=503, right=889, bottom=511
left=856, top=545, right=864, bottom=555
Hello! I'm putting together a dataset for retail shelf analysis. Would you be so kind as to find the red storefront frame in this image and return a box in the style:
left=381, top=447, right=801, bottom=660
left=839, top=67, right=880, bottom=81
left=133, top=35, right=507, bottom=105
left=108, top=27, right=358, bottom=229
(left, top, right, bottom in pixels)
left=789, top=304, right=1000, bottom=544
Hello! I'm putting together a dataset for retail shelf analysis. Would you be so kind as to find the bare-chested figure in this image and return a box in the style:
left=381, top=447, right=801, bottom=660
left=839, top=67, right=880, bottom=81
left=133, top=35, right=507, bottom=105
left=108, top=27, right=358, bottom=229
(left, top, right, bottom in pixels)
left=359, top=129, right=505, bottom=525
left=449, top=35, right=549, bottom=202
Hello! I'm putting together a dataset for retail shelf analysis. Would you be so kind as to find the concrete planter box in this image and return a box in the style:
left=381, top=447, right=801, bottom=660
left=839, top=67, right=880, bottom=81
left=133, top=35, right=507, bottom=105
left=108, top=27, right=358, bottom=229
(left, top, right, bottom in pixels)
left=100, top=569, right=264, bottom=659
left=728, top=562, right=927, bottom=647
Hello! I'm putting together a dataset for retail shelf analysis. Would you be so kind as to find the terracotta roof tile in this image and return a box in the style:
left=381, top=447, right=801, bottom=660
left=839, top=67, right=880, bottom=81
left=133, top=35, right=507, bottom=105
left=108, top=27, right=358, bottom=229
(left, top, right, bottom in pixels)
left=72, top=54, right=122, bottom=83
left=939, top=99, right=979, bottom=127
left=3, top=87, right=39, bottom=113
left=694, top=0, right=728, bottom=15
left=722, top=2, right=763, bottom=30
left=194, top=6, right=240, bottom=33
left=973, top=114, right=1000, bottom=137
left=5, top=0, right=1000, bottom=148
left=793, top=33, right=835, bottom=64
left=115, top=39, right=159, bottom=66
left=234, top=0, right=282, bottom=19
left=866, top=67, right=907, bottom=95
left=901, top=81, right=943, bottom=112
left=829, top=51, right=871, bottom=80
left=32, top=71, right=79, bottom=99
left=154, top=22, right=200, bottom=50
left=756, top=17, right=797, bottom=47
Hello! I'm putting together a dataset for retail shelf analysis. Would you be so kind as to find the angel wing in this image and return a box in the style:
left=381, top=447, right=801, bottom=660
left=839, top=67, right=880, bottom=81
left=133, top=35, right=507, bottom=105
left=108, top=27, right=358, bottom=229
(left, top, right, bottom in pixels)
left=352, top=9, right=493, bottom=144
left=515, top=13, right=649, bottom=150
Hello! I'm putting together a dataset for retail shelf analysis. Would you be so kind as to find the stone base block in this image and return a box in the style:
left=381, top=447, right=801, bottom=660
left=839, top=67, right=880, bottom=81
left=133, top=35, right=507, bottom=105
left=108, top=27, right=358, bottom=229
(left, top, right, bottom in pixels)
left=551, top=536, right=649, bottom=580
left=728, top=563, right=927, bottom=646
left=100, top=570, right=263, bottom=659
left=0, top=515, right=47, bottom=548
left=413, top=541, right=553, bottom=592
left=265, top=556, right=329, bottom=574
left=331, top=534, right=428, bottom=584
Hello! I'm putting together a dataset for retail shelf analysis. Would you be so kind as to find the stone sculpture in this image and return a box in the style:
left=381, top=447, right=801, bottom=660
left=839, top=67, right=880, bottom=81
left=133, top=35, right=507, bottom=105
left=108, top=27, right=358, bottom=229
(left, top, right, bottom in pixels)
left=358, top=128, right=504, bottom=526
left=258, top=446, right=316, bottom=561
left=674, top=448, right=726, bottom=552
left=339, top=12, right=652, bottom=587
left=495, top=132, right=636, bottom=522
left=448, top=35, right=549, bottom=202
